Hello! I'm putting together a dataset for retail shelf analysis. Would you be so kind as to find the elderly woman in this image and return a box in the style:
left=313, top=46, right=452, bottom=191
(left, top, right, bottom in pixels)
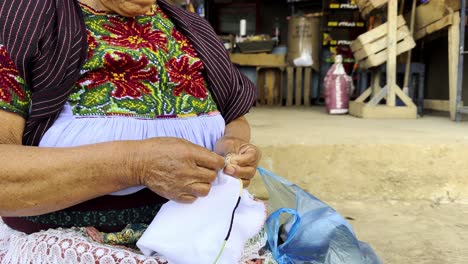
left=0, top=0, right=271, bottom=263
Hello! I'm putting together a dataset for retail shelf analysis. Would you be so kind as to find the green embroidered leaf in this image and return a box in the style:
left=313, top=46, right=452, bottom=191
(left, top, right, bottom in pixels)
left=80, top=85, right=112, bottom=108
left=147, top=87, right=164, bottom=115
left=158, top=69, right=169, bottom=88
left=138, top=16, right=152, bottom=25
left=83, top=54, right=103, bottom=71
left=68, top=92, right=82, bottom=102
left=118, top=98, right=151, bottom=115
left=89, top=18, right=111, bottom=35
left=179, top=95, right=195, bottom=114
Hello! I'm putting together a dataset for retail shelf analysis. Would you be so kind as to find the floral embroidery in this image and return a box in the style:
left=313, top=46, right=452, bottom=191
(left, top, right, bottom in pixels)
left=87, top=31, right=99, bottom=59
left=102, top=17, right=168, bottom=52
left=156, top=5, right=169, bottom=19
left=80, top=52, right=158, bottom=98
left=0, top=47, right=25, bottom=103
left=0, top=44, right=30, bottom=116
left=70, top=3, right=218, bottom=118
left=171, top=29, right=197, bottom=57
left=98, top=224, right=148, bottom=249
left=167, top=56, right=207, bottom=99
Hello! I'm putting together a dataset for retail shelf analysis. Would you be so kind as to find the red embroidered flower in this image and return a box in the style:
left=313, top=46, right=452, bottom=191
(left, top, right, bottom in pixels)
left=0, top=46, right=25, bottom=103
left=155, top=6, right=169, bottom=19
left=81, top=52, right=158, bottom=98
left=171, top=29, right=197, bottom=57
left=87, top=31, right=98, bottom=59
left=101, top=17, right=168, bottom=52
left=166, top=56, right=207, bottom=99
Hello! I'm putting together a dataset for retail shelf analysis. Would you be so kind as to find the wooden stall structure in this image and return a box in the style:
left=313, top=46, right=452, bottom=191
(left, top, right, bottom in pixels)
left=229, top=53, right=287, bottom=106
left=409, top=0, right=460, bottom=120
left=355, top=0, right=462, bottom=120
left=230, top=53, right=314, bottom=106
left=350, top=0, right=418, bottom=119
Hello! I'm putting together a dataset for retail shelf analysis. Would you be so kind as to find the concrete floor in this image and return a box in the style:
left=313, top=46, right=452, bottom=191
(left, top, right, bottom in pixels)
left=245, top=107, right=468, bottom=264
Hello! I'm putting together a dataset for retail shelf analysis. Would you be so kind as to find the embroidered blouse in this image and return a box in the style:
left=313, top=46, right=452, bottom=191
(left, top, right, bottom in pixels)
left=0, top=3, right=219, bottom=119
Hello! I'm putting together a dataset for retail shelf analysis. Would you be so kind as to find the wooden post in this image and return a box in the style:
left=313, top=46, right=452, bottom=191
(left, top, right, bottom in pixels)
left=448, top=12, right=460, bottom=120
left=386, top=0, right=398, bottom=106
left=304, top=68, right=312, bottom=106
left=371, top=68, right=381, bottom=97
left=295, top=67, right=303, bottom=106
left=275, top=70, right=283, bottom=105
left=402, top=0, right=417, bottom=95
left=256, top=68, right=265, bottom=105
left=287, top=67, right=294, bottom=106
left=265, top=70, right=275, bottom=106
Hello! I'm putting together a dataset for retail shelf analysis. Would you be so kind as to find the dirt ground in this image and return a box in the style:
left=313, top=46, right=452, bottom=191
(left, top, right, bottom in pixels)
left=246, top=107, right=468, bottom=264
left=331, top=201, right=468, bottom=264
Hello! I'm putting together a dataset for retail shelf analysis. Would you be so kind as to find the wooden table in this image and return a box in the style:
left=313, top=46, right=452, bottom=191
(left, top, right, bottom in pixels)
left=229, top=53, right=287, bottom=106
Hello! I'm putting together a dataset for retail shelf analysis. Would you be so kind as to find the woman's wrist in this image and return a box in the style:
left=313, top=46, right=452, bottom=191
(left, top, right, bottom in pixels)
left=109, top=140, right=143, bottom=188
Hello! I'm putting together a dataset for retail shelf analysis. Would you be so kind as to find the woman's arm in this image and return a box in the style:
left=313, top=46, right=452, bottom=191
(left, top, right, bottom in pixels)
left=0, top=110, right=133, bottom=216
left=0, top=110, right=224, bottom=217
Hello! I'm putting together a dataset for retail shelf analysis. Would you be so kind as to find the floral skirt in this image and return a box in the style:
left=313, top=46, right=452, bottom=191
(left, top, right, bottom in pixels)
left=0, top=219, right=276, bottom=264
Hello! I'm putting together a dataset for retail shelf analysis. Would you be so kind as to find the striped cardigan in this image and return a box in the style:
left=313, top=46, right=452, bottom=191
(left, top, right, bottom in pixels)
left=0, top=0, right=256, bottom=146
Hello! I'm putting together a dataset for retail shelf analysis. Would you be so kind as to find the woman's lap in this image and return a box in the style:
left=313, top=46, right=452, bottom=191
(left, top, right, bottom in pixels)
left=0, top=218, right=276, bottom=264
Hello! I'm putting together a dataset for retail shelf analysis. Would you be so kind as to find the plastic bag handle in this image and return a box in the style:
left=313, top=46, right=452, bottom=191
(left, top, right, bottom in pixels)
left=267, top=208, right=301, bottom=264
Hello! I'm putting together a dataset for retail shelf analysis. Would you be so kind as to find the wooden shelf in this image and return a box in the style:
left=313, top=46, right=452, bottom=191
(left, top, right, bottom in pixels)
left=229, top=53, right=287, bottom=68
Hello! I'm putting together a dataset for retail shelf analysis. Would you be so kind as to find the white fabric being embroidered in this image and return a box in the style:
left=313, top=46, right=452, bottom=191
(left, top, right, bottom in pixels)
left=137, top=172, right=266, bottom=264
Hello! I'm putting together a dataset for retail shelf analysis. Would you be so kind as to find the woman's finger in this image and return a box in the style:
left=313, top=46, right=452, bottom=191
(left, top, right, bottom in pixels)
left=230, top=149, right=259, bottom=167
left=241, top=178, right=251, bottom=187
left=186, top=182, right=212, bottom=198
left=177, top=194, right=198, bottom=204
left=223, top=165, right=253, bottom=187
left=230, top=165, right=257, bottom=180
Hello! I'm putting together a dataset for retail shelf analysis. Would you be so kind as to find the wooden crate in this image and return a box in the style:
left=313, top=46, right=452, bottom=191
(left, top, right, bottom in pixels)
left=414, top=12, right=456, bottom=40
left=286, top=67, right=313, bottom=106
left=411, top=0, right=460, bottom=32
left=256, top=68, right=283, bottom=106
left=356, top=0, right=388, bottom=18
left=350, top=16, right=416, bottom=69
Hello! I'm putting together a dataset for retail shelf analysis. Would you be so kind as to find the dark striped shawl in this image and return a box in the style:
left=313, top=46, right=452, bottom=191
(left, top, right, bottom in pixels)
left=0, top=0, right=256, bottom=146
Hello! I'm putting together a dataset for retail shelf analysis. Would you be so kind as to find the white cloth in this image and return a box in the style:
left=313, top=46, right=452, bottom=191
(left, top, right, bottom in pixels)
left=137, top=172, right=266, bottom=264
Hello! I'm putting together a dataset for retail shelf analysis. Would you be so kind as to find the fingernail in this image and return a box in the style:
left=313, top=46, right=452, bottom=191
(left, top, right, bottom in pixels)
left=225, top=166, right=235, bottom=175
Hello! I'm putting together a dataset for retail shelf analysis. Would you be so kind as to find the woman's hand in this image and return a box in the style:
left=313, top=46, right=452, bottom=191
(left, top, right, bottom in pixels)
left=131, top=137, right=225, bottom=203
left=214, top=136, right=262, bottom=187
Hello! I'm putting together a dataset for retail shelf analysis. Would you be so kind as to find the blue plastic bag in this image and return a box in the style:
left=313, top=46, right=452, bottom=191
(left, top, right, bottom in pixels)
left=258, top=167, right=382, bottom=264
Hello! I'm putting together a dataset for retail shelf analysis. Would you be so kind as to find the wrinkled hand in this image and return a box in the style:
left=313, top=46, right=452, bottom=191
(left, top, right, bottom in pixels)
left=214, top=136, right=262, bottom=187
left=131, top=137, right=225, bottom=203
